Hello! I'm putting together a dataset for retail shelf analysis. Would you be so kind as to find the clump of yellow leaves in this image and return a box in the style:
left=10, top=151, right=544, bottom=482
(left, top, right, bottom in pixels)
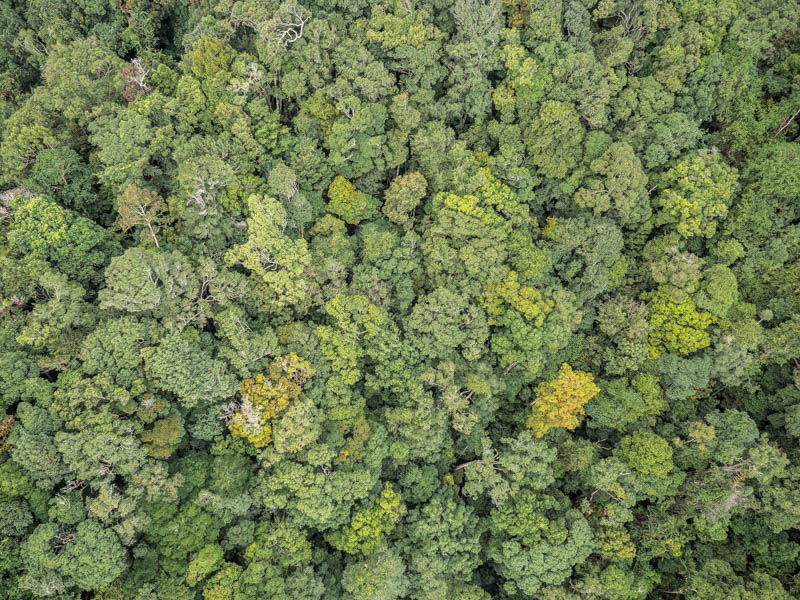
left=527, top=364, right=600, bottom=437
left=228, top=353, right=314, bottom=447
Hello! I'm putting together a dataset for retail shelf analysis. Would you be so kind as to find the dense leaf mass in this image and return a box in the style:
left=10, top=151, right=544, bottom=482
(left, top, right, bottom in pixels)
left=1, top=0, right=800, bottom=598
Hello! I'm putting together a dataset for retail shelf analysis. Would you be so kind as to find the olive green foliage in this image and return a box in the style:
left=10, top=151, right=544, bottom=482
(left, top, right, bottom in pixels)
left=1, top=0, right=800, bottom=598
left=327, top=175, right=381, bottom=225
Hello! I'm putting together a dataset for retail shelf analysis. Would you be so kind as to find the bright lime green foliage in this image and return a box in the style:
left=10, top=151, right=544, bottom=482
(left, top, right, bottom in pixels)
left=8, top=194, right=116, bottom=284
left=482, top=270, right=553, bottom=326
left=434, top=166, right=528, bottom=231
left=647, top=288, right=715, bottom=357
left=657, top=151, right=739, bottom=238
left=328, top=483, right=406, bottom=555
left=189, top=36, right=233, bottom=83
left=1, top=103, right=63, bottom=181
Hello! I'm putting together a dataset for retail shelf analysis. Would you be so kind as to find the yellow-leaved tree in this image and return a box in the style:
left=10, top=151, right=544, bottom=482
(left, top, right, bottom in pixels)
left=228, top=353, right=314, bottom=447
left=527, top=364, right=600, bottom=437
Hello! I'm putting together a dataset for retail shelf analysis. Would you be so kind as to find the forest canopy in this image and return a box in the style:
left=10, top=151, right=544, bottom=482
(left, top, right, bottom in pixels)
left=1, top=0, right=800, bottom=598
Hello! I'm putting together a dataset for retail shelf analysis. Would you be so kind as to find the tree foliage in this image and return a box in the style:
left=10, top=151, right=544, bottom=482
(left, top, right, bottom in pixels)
left=1, top=1, right=799, bottom=598
left=527, top=364, right=600, bottom=437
